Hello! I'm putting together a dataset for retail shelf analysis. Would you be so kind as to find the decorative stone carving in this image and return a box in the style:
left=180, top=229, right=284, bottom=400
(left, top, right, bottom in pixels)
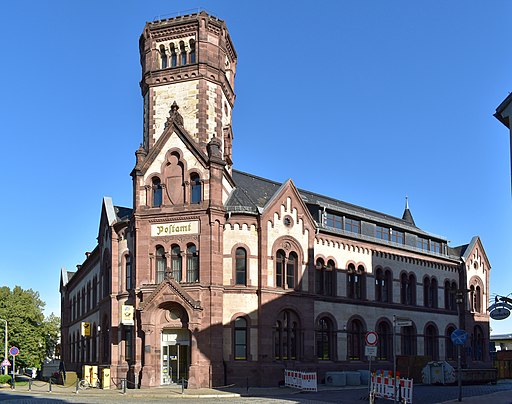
left=164, top=101, right=184, bottom=128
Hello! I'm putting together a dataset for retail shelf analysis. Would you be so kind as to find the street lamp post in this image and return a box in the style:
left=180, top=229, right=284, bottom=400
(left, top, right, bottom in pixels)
left=0, top=319, right=7, bottom=375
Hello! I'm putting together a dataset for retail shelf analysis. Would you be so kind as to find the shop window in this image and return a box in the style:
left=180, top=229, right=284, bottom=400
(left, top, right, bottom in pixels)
left=186, top=244, right=199, bottom=282
left=316, top=317, right=333, bottom=360
left=156, top=246, right=166, bottom=283
left=234, top=317, right=248, bottom=360
left=171, top=245, right=182, bottom=282
left=235, top=247, right=247, bottom=285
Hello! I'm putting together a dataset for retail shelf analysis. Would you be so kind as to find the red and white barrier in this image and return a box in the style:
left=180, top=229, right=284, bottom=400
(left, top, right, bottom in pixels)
left=370, top=370, right=413, bottom=403
left=284, top=369, right=317, bottom=392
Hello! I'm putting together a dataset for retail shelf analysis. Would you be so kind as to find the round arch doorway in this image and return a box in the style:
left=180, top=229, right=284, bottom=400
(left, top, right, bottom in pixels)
left=160, top=305, right=191, bottom=385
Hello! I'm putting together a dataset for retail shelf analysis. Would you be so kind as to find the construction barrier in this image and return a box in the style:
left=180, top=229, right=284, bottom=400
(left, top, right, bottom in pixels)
left=370, top=370, right=413, bottom=403
left=284, top=369, right=317, bottom=392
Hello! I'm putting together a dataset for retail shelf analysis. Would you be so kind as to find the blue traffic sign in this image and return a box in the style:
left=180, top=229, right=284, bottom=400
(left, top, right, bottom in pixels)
left=451, top=329, right=468, bottom=346
left=8, top=346, right=19, bottom=356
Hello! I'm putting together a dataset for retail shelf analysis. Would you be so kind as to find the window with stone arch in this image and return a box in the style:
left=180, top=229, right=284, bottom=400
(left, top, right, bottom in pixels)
left=125, top=254, right=132, bottom=290
left=186, top=243, right=199, bottom=282
left=444, top=280, right=457, bottom=311
left=469, top=279, right=483, bottom=313
left=472, top=325, right=485, bottom=361
left=315, top=258, right=335, bottom=296
left=424, top=323, right=439, bottom=360
left=190, top=173, right=202, bottom=204
left=401, top=323, right=417, bottom=356
left=235, top=247, right=247, bottom=285
left=274, top=310, right=300, bottom=360
left=189, top=39, right=196, bottom=63
left=445, top=325, right=456, bottom=361
left=233, top=316, right=249, bottom=360
left=347, top=263, right=365, bottom=300
left=159, top=45, right=167, bottom=69
left=400, top=272, right=416, bottom=305
left=170, top=43, right=177, bottom=67
left=376, top=320, right=392, bottom=361
left=275, top=249, right=298, bottom=290
left=155, top=245, right=166, bottom=283
left=347, top=318, right=365, bottom=360
left=152, top=176, right=163, bottom=207
left=316, top=316, right=335, bottom=360
left=179, top=41, right=187, bottom=65
left=423, top=276, right=438, bottom=308
left=171, top=244, right=182, bottom=282
left=375, top=267, right=392, bottom=303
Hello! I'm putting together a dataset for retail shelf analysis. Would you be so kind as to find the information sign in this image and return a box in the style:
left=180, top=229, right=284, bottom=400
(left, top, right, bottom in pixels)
left=365, top=346, right=377, bottom=357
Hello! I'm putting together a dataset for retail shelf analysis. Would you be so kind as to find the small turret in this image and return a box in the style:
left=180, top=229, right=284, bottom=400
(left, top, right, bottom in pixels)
left=402, top=196, right=416, bottom=226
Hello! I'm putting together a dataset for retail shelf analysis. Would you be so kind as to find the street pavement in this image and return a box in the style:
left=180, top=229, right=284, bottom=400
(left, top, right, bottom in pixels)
left=0, top=379, right=511, bottom=403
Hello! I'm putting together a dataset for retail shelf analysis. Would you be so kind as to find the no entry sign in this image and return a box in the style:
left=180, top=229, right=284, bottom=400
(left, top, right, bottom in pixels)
left=365, top=331, right=378, bottom=346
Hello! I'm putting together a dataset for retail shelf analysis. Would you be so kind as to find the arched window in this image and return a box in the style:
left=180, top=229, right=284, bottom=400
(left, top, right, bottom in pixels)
left=171, top=245, right=182, bottom=282
left=180, top=41, right=187, bottom=65
left=316, top=317, right=333, bottom=360
left=383, top=270, right=392, bottom=303
left=431, top=278, right=438, bottom=308
left=276, top=250, right=285, bottom=288
left=286, top=252, right=297, bottom=289
left=152, top=177, right=163, bottom=207
left=423, top=277, right=431, bottom=307
left=170, top=43, right=177, bottom=67
left=325, top=260, right=335, bottom=296
left=472, top=326, right=484, bottom=361
left=401, top=273, right=416, bottom=305
left=377, top=321, right=392, bottom=361
left=160, top=45, right=167, bottom=69
left=347, top=264, right=365, bottom=299
left=186, top=244, right=199, bottom=282
left=424, top=324, right=438, bottom=360
left=156, top=246, right=166, bottom=283
left=401, top=325, right=416, bottom=356
left=125, top=255, right=131, bottom=290
left=235, top=247, right=247, bottom=285
left=234, top=317, right=248, bottom=360
left=189, top=39, right=196, bottom=64
left=274, top=310, right=300, bottom=360
left=446, top=326, right=456, bottom=361
left=190, top=173, right=202, bottom=204
left=375, top=268, right=384, bottom=302
left=348, top=318, right=364, bottom=360
left=475, top=285, right=481, bottom=313
left=315, top=258, right=325, bottom=294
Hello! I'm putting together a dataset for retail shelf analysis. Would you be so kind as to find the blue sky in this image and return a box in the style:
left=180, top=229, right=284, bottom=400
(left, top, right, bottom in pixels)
left=1, top=1, right=511, bottom=335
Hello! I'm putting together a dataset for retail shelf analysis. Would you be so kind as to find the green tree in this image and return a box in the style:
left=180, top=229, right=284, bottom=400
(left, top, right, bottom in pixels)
left=0, top=286, right=60, bottom=370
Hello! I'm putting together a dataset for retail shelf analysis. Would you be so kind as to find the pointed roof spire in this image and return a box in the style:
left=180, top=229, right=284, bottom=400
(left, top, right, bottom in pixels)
left=402, top=196, right=416, bottom=226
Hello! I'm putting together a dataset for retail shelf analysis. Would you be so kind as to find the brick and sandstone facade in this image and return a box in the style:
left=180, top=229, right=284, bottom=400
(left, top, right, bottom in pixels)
left=60, top=11, right=492, bottom=389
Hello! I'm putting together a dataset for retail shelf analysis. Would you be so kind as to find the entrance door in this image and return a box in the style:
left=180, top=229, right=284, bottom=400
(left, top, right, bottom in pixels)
left=161, top=330, right=190, bottom=385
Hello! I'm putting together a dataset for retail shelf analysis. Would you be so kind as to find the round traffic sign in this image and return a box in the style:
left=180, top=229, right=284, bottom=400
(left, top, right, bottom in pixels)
left=450, top=329, right=468, bottom=346
left=365, top=331, right=378, bottom=346
left=8, top=346, right=19, bottom=356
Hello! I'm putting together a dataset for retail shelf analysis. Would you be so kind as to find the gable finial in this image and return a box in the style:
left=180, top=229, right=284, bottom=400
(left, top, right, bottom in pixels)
left=165, top=100, right=184, bottom=128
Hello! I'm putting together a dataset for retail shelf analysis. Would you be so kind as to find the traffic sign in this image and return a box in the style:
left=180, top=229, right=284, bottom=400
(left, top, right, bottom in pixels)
left=9, top=346, right=19, bottom=356
left=1, top=358, right=10, bottom=367
left=395, top=317, right=412, bottom=327
left=451, top=329, right=468, bottom=346
left=365, top=331, right=378, bottom=346
left=365, top=345, right=377, bottom=357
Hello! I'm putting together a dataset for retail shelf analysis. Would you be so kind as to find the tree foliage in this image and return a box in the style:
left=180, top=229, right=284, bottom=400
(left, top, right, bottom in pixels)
left=0, top=286, right=60, bottom=370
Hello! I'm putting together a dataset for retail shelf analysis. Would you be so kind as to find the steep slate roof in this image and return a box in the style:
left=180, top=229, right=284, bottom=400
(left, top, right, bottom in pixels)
left=114, top=206, right=132, bottom=221
left=227, top=170, right=447, bottom=241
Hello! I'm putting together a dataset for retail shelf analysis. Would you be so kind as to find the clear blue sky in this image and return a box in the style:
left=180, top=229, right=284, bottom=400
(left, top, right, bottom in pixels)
left=1, top=1, right=511, bottom=335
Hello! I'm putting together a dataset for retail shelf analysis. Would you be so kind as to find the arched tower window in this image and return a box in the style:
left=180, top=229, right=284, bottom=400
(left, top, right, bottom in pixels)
left=235, top=247, right=247, bottom=285
left=276, top=250, right=285, bottom=288
left=186, top=244, right=199, bottom=282
left=189, top=39, right=196, bottom=64
left=234, top=317, right=248, bottom=360
left=170, top=43, right=177, bottom=67
left=190, top=173, right=202, bottom=204
left=160, top=45, right=168, bottom=69
left=171, top=245, right=182, bottom=282
left=156, top=246, right=166, bottom=283
left=180, top=41, right=187, bottom=65
left=152, top=177, right=163, bottom=207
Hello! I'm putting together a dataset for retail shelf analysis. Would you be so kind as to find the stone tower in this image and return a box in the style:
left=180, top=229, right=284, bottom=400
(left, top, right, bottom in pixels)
left=139, top=11, right=237, bottom=166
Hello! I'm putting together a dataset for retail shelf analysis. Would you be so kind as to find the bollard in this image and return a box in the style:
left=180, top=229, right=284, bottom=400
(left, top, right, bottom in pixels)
left=11, top=373, right=15, bottom=390
left=181, top=377, right=184, bottom=395
left=122, top=378, right=127, bottom=394
left=49, top=378, right=52, bottom=393
left=29, top=379, right=32, bottom=391
left=246, top=377, right=249, bottom=394
left=76, top=379, right=79, bottom=394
